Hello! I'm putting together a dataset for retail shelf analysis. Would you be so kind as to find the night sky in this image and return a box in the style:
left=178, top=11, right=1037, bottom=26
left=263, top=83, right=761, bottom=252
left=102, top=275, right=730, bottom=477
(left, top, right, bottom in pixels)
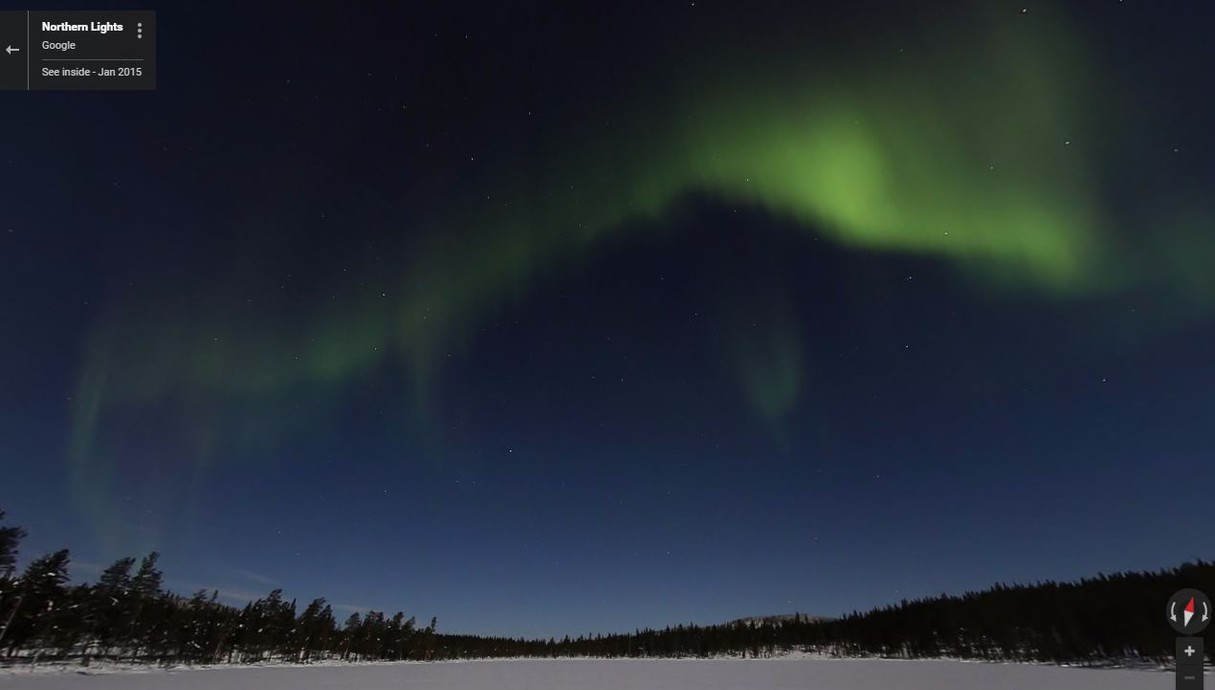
left=2, top=1, right=1214, bottom=639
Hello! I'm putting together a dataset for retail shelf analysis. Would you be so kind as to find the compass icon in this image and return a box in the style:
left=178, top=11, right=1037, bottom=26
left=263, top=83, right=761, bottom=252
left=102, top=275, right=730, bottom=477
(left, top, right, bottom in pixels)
left=1168, top=589, right=1211, bottom=635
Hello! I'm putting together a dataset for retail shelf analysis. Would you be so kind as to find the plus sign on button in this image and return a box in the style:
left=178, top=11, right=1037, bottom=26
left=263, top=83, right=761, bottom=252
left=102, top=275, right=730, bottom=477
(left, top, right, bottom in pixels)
left=1178, top=637, right=1205, bottom=667
left=1176, top=637, right=1206, bottom=690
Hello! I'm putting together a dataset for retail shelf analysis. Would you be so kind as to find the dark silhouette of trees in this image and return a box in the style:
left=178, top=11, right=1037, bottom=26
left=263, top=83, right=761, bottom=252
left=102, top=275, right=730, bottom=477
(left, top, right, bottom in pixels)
left=418, top=564, right=1214, bottom=664
left=1, top=549, right=71, bottom=658
left=0, top=510, right=27, bottom=580
left=295, top=598, right=337, bottom=662
left=91, top=557, right=135, bottom=659
left=0, top=507, right=1208, bottom=669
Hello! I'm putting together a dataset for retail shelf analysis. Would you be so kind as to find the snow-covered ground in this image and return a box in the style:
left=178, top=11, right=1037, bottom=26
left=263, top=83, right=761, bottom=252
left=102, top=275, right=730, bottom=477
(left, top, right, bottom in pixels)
left=0, top=658, right=1177, bottom=689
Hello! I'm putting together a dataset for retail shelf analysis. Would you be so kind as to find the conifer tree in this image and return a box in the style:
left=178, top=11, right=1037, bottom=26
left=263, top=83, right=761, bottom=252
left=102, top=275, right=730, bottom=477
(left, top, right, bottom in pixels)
left=1, top=549, right=71, bottom=654
left=92, top=556, right=136, bottom=658
left=0, top=510, right=27, bottom=581
left=341, top=612, right=361, bottom=660
left=125, top=552, right=163, bottom=659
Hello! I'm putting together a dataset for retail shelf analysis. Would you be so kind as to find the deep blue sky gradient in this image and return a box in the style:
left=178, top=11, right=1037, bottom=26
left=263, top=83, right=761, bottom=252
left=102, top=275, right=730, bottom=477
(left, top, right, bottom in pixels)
left=1, top=1, right=1214, bottom=639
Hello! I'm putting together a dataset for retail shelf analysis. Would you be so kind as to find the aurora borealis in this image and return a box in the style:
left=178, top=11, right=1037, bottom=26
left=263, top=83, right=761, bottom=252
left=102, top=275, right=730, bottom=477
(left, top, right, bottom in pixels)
left=3, top=1, right=1214, bottom=638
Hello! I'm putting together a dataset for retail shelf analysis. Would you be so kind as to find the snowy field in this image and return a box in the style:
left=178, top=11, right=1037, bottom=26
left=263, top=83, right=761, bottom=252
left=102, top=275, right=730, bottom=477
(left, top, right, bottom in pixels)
left=0, top=658, right=1176, bottom=690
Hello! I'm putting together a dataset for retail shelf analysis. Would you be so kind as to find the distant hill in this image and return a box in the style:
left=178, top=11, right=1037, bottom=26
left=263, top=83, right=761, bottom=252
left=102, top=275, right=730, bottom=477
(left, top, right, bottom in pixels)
left=437, top=560, right=1215, bottom=664
left=725, top=614, right=832, bottom=627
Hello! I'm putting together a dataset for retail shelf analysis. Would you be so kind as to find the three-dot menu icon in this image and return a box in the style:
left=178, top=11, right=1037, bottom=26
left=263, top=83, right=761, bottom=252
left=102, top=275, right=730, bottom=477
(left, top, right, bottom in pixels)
left=0, top=10, right=156, bottom=90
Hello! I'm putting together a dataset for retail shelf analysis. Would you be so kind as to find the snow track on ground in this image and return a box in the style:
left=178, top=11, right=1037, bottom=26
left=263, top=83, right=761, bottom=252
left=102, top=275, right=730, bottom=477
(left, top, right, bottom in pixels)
left=0, top=657, right=1176, bottom=689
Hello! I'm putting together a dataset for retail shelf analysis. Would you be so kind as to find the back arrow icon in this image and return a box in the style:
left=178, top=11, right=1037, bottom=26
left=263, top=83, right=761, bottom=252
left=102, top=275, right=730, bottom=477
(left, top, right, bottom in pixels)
left=5, top=45, right=19, bottom=55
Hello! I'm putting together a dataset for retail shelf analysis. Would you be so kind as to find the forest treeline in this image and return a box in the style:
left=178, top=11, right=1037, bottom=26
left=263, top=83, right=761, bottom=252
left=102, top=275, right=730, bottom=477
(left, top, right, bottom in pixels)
left=0, top=509, right=1206, bottom=666
left=435, top=562, right=1210, bottom=664
left=0, top=510, right=437, bottom=665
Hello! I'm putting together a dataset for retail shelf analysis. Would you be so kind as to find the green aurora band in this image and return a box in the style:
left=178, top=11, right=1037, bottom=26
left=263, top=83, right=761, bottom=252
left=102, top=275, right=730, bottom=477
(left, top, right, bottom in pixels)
left=69, top=11, right=1214, bottom=546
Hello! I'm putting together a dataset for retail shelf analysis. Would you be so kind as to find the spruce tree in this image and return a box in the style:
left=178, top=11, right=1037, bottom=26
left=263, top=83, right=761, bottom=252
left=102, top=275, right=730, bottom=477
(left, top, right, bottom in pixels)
left=93, top=556, right=136, bottom=658
left=0, top=510, right=27, bottom=581
left=341, top=612, right=361, bottom=660
left=125, top=552, right=163, bottom=659
left=0, top=549, right=71, bottom=654
left=132, top=552, right=163, bottom=598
